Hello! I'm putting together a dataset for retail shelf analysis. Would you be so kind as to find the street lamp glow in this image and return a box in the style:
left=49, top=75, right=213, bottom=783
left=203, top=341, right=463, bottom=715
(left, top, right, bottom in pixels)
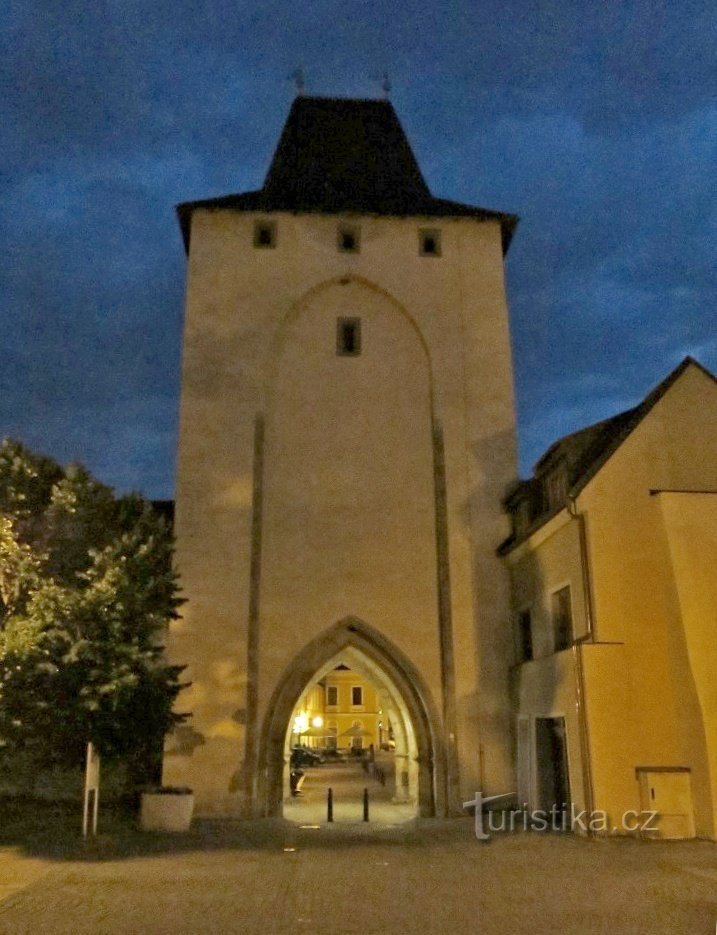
left=311, top=716, right=323, bottom=728
left=293, top=713, right=309, bottom=734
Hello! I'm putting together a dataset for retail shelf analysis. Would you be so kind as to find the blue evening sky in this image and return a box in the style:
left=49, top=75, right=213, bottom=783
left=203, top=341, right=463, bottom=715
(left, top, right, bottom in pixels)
left=1, top=1, right=715, bottom=497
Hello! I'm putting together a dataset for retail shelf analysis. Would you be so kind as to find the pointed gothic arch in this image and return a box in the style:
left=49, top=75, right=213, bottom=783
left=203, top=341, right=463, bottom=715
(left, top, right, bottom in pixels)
left=256, top=617, right=446, bottom=817
left=262, top=273, right=435, bottom=412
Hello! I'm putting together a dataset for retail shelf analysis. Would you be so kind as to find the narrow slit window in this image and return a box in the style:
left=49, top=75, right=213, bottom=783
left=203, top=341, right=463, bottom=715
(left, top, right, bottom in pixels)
left=517, top=608, right=533, bottom=662
left=253, top=220, right=277, bottom=248
left=337, top=317, right=361, bottom=356
left=551, top=586, right=573, bottom=652
left=338, top=224, right=360, bottom=253
left=419, top=228, right=441, bottom=256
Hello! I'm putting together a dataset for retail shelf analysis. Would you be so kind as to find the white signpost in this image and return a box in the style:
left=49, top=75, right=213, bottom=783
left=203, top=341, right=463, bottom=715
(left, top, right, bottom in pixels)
left=82, top=741, right=100, bottom=837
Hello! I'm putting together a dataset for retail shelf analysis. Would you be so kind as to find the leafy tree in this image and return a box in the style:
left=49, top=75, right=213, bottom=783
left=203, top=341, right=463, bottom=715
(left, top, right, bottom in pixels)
left=0, top=440, right=187, bottom=782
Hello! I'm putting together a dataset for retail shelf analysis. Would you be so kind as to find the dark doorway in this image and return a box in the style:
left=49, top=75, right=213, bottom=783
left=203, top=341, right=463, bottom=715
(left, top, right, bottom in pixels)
left=535, top=717, right=570, bottom=816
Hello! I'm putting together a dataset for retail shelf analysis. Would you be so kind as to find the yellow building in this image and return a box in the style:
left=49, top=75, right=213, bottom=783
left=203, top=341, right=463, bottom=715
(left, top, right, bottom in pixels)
left=290, top=666, right=386, bottom=753
left=164, top=95, right=519, bottom=817
left=501, top=358, right=717, bottom=839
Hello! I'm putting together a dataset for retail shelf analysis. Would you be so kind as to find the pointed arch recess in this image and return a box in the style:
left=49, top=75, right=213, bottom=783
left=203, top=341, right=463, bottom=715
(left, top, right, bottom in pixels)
left=256, top=617, right=446, bottom=817
left=262, top=274, right=435, bottom=411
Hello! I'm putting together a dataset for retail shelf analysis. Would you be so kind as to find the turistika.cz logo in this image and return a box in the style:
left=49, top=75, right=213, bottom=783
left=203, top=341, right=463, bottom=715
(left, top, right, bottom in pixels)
left=462, top=791, right=659, bottom=840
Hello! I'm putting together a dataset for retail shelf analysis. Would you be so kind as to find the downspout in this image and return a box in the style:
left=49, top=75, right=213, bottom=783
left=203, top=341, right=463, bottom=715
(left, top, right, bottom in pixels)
left=568, top=494, right=595, bottom=642
left=567, top=493, right=596, bottom=834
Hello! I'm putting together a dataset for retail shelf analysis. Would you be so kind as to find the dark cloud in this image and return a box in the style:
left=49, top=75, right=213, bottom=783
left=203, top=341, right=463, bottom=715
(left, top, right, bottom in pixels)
left=1, top=0, right=715, bottom=492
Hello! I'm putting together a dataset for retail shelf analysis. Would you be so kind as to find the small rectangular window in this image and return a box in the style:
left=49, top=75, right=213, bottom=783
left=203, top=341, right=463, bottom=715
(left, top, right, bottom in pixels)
left=551, top=586, right=572, bottom=652
left=419, top=228, right=441, bottom=256
left=517, top=608, right=533, bottom=662
left=351, top=686, right=363, bottom=706
left=337, top=317, right=361, bottom=356
left=253, top=220, right=277, bottom=248
left=326, top=686, right=338, bottom=706
left=337, top=224, right=360, bottom=253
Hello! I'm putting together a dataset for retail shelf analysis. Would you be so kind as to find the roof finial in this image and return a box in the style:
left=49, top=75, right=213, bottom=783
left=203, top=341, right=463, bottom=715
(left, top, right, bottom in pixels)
left=381, top=71, right=391, bottom=99
left=289, top=66, right=305, bottom=95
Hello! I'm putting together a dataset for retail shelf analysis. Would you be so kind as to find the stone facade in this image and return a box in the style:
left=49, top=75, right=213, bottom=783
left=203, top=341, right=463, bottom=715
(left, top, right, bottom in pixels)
left=163, top=97, right=518, bottom=817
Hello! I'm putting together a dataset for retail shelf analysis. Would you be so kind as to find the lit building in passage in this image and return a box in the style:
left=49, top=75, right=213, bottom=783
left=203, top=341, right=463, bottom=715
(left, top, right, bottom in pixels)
left=501, top=358, right=717, bottom=839
left=290, top=665, right=386, bottom=754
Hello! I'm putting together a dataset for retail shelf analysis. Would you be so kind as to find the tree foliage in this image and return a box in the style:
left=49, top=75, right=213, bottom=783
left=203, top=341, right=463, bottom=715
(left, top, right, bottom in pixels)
left=0, top=440, right=187, bottom=777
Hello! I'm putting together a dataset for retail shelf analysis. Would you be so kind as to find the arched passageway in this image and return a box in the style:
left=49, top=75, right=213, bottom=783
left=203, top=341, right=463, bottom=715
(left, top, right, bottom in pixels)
left=257, top=619, right=443, bottom=819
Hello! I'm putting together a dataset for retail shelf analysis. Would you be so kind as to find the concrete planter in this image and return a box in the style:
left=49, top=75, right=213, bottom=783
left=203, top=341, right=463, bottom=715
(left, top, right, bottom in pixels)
left=140, top=789, right=194, bottom=832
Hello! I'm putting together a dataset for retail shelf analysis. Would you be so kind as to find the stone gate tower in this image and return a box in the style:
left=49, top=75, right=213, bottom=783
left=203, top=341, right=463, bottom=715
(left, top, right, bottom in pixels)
left=164, top=96, right=519, bottom=817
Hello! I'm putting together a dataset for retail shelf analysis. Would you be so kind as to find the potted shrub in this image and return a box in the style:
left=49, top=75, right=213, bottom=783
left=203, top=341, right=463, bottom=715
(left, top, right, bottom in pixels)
left=140, top=786, right=194, bottom=832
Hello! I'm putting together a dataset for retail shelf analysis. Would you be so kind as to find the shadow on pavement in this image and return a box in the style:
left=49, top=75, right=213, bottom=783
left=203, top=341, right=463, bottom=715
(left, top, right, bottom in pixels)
left=0, top=796, right=462, bottom=862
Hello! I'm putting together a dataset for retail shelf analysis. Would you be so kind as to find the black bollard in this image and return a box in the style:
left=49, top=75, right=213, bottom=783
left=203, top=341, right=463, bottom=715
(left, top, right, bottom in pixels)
left=327, top=787, right=333, bottom=823
left=363, top=787, right=369, bottom=822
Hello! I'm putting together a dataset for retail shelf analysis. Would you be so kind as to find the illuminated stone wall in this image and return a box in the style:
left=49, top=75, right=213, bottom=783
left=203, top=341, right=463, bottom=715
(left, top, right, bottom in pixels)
left=165, top=210, right=517, bottom=816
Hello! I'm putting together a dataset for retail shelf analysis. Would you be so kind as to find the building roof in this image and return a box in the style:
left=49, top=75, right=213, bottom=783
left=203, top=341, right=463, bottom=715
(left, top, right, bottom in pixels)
left=551, top=356, right=715, bottom=495
left=500, top=356, right=717, bottom=553
left=177, top=96, right=517, bottom=253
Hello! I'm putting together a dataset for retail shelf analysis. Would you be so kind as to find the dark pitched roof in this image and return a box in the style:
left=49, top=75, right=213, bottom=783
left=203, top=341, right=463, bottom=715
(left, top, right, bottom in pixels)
left=263, top=96, right=430, bottom=208
left=177, top=96, right=517, bottom=253
left=531, top=408, right=639, bottom=492
left=500, top=356, right=717, bottom=553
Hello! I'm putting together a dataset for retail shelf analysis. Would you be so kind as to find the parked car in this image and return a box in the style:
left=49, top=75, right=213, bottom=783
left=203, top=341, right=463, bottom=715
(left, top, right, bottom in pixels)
left=290, top=747, right=323, bottom=767
left=321, top=747, right=346, bottom=762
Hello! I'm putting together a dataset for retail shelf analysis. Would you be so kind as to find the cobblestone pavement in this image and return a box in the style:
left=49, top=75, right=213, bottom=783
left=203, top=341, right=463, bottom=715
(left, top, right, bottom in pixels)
left=0, top=849, right=51, bottom=906
left=283, top=759, right=416, bottom=825
left=0, top=816, right=716, bottom=935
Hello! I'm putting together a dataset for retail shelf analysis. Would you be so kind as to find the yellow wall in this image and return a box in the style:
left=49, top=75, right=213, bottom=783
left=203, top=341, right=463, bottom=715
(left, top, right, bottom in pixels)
left=656, top=492, right=717, bottom=837
left=508, top=510, right=587, bottom=658
left=292, top=670, right=384, bottom=751
left=507, top=363, right=717, bottom=837
left=514, top=650, right=586, bottom=812
left=507, top=510, right=594, bottom=815
left=580, top=644, right=634, bottom=828
left=575, top=364, right=717, bottom=834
